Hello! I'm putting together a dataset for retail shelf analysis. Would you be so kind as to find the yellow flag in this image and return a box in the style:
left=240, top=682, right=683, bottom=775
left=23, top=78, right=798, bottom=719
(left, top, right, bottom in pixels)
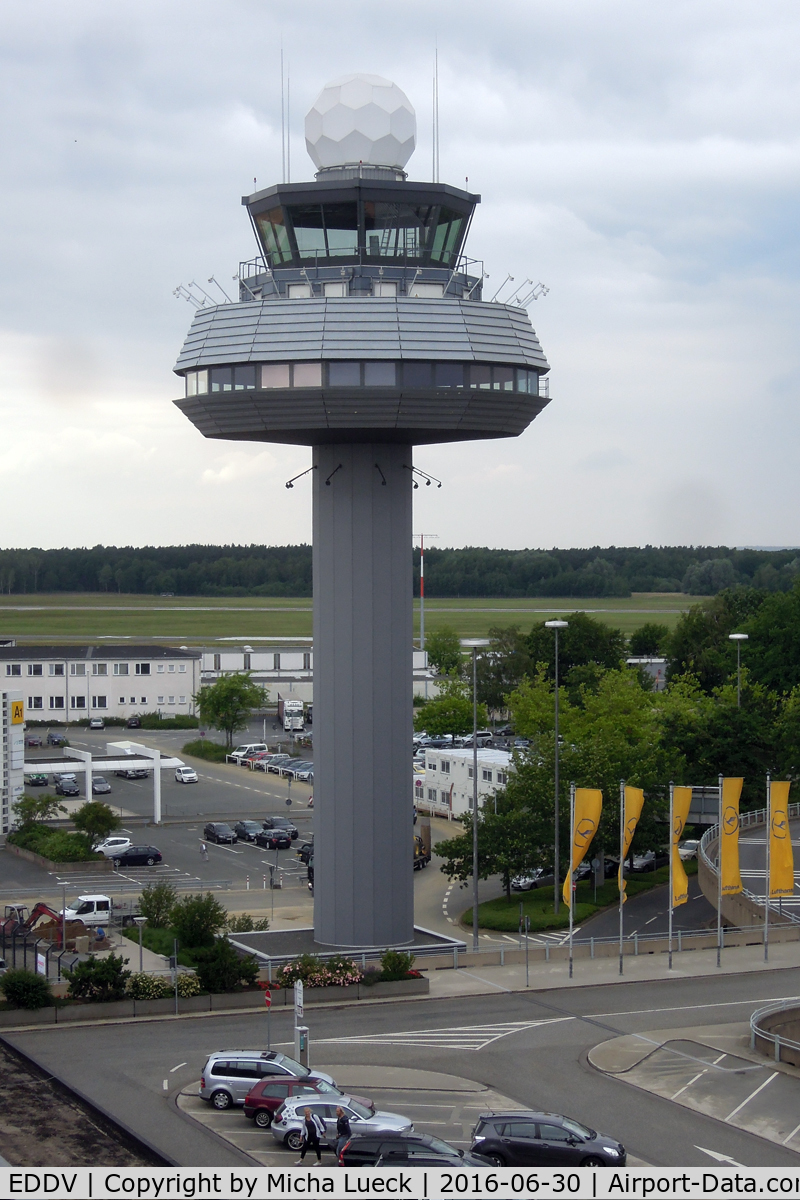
left=671, top=786, right=693, bottom=908
left=720, top=777, right=743, bottom=896
left=563, top=788, right=603, bottom=905
left=617, top=786, right=645, bottom=902
left=769, top=781, right=794, bottom=899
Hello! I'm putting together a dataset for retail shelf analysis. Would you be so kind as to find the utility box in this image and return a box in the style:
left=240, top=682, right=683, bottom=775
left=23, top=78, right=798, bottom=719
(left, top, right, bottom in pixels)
left=294, top=1025, right=309, bottom=1067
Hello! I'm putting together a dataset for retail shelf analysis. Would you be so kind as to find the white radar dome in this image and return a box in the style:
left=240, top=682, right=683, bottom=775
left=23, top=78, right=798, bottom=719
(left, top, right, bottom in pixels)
left=305, top=74, right=416, bottom=172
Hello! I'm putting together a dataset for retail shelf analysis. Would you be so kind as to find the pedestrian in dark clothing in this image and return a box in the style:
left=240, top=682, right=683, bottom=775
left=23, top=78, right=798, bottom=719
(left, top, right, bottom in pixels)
left=294, top=1107, right=324, bottom=1164
left=335, top=1106, right=351, bottom=1162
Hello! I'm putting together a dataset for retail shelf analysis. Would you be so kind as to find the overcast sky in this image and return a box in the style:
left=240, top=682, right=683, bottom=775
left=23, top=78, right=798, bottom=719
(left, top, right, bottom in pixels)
left=0, top=0, right=798, bottom=552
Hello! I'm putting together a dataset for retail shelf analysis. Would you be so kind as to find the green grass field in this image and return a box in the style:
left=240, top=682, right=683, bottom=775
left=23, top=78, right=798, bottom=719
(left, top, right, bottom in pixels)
left=0, top=592, right=694, bottom=644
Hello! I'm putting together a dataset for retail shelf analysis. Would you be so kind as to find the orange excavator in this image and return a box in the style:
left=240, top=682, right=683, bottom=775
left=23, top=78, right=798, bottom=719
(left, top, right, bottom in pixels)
left=2, top=903, right=87, bottom=946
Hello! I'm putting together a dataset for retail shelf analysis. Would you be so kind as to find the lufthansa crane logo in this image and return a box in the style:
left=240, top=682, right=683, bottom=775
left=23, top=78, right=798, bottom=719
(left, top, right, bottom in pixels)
left=575, top=817, right=597, bottom=847
left=672, top=814, right=684, bottom=839
left=771, top=809, right=788, bottom=839
left=626, top=817, right=638, bottom=839
left=723, top=806, right=739, bottom=834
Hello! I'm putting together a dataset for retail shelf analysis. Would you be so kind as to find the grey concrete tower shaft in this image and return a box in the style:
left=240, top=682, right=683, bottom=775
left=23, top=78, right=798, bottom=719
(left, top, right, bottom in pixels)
left=312, top=443, right=414, bottom=946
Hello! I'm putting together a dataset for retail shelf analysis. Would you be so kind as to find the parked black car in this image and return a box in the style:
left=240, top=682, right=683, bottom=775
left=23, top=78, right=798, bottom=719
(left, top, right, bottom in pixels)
left=55, top=778, right=80, bottom=796
left=256, top=829, right=292, bottom=850
left=340, top=1131, right=490, bottom=1167
left=112, top=845, right=163, bottom=868
left=126, top=716, right=142, bottom=728
left=262, top=816, right=298, bottom=839
left=470, top=1111, right=626, bottom=1167
left=296, top=838, right=314, bottom=865
left=47, top=731, right=67, bottom=746
left=233, top=820, right=265, bottom=842
left=203, top=822, right=238, bottom=844
left=115, top=768, right=149, bottom=779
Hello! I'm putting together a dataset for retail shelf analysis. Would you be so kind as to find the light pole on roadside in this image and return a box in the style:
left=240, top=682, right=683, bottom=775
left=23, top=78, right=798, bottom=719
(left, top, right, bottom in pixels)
left=729, top=633, right=748, bottom=707
left=462, top=638, right=490, bottom=953
left=133, top=916, right=147, bottom=973
left=545, top=620, right=569, bottom=914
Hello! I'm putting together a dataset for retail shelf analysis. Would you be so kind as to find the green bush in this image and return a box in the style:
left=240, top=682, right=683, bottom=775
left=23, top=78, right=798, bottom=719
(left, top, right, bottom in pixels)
left=226, top=913, right=270, bottom=933
left=64, top=953, right=131, bottom=1002
left=0, top=968, right=53, bottom=1010
left=139, top=712, right=199, bottom=730
left=194, top=939, right=259, bottom=993
left=8, top=825, right=99, bottom=863
left=139, top=881, right=177, bottom=928
left=181, top=738, right=228, bottom=762
left=379, top=949, right=416, bottom=980
left=176, top=972, right=201, bottom=997
left=127, top=972, right=172, bottom=1000
left=171, top=893, right=228, bottom=949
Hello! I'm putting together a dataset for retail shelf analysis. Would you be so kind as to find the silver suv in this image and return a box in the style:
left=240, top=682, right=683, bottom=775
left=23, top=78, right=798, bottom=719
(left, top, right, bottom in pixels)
left=199, top=1050, right=336, bottom=1110
left=271, top=1096, right=412, bottom=1152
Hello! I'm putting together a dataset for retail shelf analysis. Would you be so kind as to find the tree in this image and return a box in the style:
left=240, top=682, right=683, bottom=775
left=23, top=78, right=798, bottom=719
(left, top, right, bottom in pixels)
left=12, top=793, right=66, bottom=827
left=72, top=801, right=120, bottom=846
left=628, top=622, right=670, bottom=657
left=139, top=881, right=178, bottom=928
left=741, top=582, right=800, bottom=693
left=475, top=625, right=533, bottom=713
left=424, top=626, right=463, bottom=676
left=526, top=612, right=626, bottom=680
left=64, top=953, right=131, bottom=1002
left=667, top=587, right=765, bottom=692
left=194, top=938, right=260, bottom=993
left=170, top=893, right=228, bottom=949
left=413, top=678, right=488, bottom=736
left=194, top=673, right=269, bottom=747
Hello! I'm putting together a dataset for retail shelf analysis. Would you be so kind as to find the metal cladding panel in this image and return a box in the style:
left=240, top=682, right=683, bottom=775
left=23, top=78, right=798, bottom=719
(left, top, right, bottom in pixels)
left=313, top=443, right=413, bottom=946
left=174, top=387, right=544, bottom=445
left=174, top=298, right=550, bottom=372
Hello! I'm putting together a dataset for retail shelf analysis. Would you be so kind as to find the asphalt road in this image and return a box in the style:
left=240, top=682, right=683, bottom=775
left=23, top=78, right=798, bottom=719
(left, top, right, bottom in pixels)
left=579, top=874, right=717, bottom=941
left=7, top=970, right=800, bottom=1169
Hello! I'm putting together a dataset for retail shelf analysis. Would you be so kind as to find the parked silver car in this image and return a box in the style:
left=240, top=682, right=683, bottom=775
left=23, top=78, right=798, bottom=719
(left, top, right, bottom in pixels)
left=199, top=1050, right=336, bottom=1110
left=270, top=1096, right=412, bottom=1152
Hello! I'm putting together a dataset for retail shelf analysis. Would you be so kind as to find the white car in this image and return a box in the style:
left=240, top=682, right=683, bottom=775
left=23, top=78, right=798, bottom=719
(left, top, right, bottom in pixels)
left=175, top=766, right=198, bottom=783
left=95, top=836, right=132, bottom=857
left=678, top=839, right=699, bottom=860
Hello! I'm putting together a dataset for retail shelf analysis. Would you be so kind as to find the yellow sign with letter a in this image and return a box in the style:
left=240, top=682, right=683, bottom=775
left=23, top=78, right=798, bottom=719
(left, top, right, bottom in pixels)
left=10, top=700, right=24, bottom=724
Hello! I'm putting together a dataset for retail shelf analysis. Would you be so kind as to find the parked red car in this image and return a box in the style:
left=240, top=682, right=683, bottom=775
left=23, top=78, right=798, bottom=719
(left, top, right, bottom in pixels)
left=244, top=1077, right=373, bottom=1128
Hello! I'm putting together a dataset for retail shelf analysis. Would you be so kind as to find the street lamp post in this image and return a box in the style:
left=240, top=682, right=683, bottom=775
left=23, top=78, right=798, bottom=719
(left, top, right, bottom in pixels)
left=462, top=638, right=490, bottom=953
left=729, top=633, right=748, bottom=707
left=545, top=620, right=569, bottom=914
left=133, top=916, right=147, bottom=973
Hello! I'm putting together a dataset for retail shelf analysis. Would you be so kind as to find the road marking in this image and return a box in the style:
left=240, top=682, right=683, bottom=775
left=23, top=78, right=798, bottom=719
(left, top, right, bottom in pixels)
left=170, top=1062, right=187, bottom=1072
left=725, top=1072, right=778, bottom=1121
left=316, top=1018, right=573, bottom=1052
left=586, top=995, right=799, bottom=1019
left=671, top=1070, right=706, bottom=1100
left=695, top=1146, right=746, bottom=1166
left=782, top=1121, right=800, bottom=1145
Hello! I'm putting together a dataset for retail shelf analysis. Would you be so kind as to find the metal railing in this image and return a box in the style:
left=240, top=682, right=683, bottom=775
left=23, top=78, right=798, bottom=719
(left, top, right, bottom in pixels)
left=700, top=803, right=800, bottom=925
left=750, top=998, right=800, bottom=1061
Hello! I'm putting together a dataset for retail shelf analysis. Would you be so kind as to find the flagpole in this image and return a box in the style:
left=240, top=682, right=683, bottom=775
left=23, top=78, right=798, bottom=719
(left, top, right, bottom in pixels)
left=716, top=773, right=723, bottom=969
left=765, top=772, right=771, bottom=963
left=619, top=779, right=625, bottom=976
left=668, top=782, right=674, bottom=970
left=569, top=782, right=575, bottom=980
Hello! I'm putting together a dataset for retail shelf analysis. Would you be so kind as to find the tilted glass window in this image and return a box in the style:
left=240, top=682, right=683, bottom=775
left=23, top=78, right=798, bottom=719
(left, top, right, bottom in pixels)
left=364, top=362, right=396, bottom=387
left=469, top=365, right=491, bottom=389
left=261, top=364, right=291, bottom=389
left=494, top=366, right=514, bottom=391
left=256, top=207, right=292, bottom=265
left=293, top=362, right=322, bottom=387
left=328, top=362, right=361, bottom=387
left=364, top=202, right=434, bottom=260
left=196, top=369, right=208, bottom=394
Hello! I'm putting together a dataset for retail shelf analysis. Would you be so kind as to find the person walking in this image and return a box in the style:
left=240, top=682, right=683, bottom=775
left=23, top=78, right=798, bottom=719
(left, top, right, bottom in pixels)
left=200, top=842, right=208, bottom=861
left=334, top=1106, right=351, bottom=1162
left=294, top=1107, right=325, bottom=1165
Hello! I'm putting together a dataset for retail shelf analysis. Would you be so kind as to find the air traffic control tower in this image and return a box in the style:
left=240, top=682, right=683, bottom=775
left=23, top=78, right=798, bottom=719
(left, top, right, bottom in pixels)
left=174, top=74, right=551, bottom=948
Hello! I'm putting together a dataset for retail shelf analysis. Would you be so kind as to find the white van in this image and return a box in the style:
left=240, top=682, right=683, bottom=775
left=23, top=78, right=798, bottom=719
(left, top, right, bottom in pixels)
left=227, top=743, right=268, bottom=765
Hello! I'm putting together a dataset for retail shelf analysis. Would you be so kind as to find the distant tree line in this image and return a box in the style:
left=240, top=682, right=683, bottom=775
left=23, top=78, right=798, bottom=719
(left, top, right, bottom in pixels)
left=0, top=543, right=797, bottom=597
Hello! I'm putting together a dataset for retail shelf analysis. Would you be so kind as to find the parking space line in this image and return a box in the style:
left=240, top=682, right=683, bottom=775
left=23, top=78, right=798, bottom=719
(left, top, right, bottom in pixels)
left=671, top=1070, right=706, bottom=1100
left=725, top=1071, right=779, bottom=1121
left=783, top=1122, right=800, bottom=1146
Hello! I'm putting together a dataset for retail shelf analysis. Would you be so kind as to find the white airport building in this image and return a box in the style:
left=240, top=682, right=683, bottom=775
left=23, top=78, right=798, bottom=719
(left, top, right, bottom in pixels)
left=415, top=748, right=513, bottom=819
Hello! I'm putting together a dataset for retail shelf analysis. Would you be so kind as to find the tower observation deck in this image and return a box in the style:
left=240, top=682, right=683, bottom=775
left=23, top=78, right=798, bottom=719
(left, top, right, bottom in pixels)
left=174, top=74, right=551, bottom=947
